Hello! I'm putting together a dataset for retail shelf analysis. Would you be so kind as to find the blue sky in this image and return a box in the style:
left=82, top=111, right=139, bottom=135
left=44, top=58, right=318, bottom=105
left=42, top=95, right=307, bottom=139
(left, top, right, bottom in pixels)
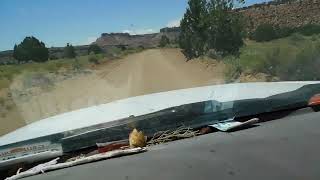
left=0, top=0, right=266, bottom=51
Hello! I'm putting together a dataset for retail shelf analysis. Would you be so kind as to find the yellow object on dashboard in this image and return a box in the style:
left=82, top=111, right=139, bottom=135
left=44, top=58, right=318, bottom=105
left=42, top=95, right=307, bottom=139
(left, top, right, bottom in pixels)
left=129, top=129, right=147, bottom=148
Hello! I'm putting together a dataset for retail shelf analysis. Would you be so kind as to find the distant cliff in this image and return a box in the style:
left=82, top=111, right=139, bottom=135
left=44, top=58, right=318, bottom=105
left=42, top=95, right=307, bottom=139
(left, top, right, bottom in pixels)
left=238, top=0, right=320, bottom=30
left=0, top=27, right=180, bottom=64
left=95, top=27, right=180, bottom=49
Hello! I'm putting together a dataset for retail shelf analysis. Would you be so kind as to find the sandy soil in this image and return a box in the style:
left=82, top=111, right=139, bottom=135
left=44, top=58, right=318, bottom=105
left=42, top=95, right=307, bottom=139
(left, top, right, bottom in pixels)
left=0, top=48, right=225, bottom=135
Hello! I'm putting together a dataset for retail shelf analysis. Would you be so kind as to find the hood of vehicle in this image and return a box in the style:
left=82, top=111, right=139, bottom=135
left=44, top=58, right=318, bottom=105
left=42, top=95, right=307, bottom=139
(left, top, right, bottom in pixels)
left=0, top=81, right=319, bottom=146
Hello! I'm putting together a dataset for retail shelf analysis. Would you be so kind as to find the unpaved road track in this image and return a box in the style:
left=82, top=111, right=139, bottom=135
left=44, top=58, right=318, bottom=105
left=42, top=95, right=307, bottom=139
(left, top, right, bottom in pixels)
left=1, top=48, right=225, bottom=135
left=121, top=48, right=225, bottom=96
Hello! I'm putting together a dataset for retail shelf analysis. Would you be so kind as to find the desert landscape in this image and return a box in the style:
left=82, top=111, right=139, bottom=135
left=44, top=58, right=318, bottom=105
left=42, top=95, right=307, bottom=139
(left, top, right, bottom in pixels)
left=1, top=0, right=320, bottom=136
left=0, top=48, right=226, bottom=135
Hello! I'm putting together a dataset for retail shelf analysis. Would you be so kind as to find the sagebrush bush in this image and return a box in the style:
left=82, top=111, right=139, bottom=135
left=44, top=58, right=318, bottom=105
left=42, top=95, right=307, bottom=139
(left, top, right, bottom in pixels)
left=249, top=24, right=320, bottom=42
left=283, top=43, right=320, bottom=80
left=159, top=35, right=170, bottom=47
left=296, top=24, right=320, bottom=36
left=88, top=44, right=102, bottom=54
left=258, top=47, right=281, bottom=76
left=275, top=26, right=295, bottom=38
left=253, top=24, right=277, bottom=42
left=311, top=34, right=318, bottom=41
left=226, top=30, right=320, bottom=82
left=223, top=56, right=242, bottom=82
left=251, top=24, right=320, bottom=42
left=237, top=51, right=266, bottom=74
left=88, top=52, right=99, bottom=65
left=289, top=33, right=305, bottom=42
left=289, top=33, right=305, bottom=46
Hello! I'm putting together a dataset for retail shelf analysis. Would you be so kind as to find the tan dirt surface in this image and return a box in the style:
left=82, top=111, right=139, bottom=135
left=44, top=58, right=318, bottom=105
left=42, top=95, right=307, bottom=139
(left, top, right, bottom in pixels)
left=0, top=48, right=225, bottom=135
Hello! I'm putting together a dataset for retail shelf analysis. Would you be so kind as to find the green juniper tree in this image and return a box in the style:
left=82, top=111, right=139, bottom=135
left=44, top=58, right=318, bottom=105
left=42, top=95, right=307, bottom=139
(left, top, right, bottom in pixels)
left=13, top=36, right=49, bottom=62
left=179, top=0, right=245, bottom=59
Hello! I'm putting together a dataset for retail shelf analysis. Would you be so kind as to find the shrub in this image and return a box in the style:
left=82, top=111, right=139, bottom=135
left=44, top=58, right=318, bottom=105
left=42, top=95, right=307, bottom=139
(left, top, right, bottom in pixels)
left=258, top=47, right=281, bottom=76
left=13, top=36, right=49, bottom=62
left=296, top=24, right=320, bottom=36
left=227, top=32, right=320, bottom=81
left=289, top=33, right=305, bottom=46
left=72, top=58, right=82, bottom=71
left=289, top=33, right=305, bottom=42
left=275, top=26, right=295, bottom=38
left=118, top=45, right=127, bottom=51
left=96, top=53, right=105, bottom=59
left=251, top=24, right=320, bottom=42
left=238, top=52, right=266, bottom=74
left=284, top=43, right=320, bottom=80
left=105, top=47, right=122, bottom=58
left=64, top=43, right=76, bottom=58
left=49, top=54, right=59, bottom=60
left=224, top=56, right=242, bottom=82
left=253, top=24, right=278, bottom=42
left=88, top=52, right=99, bottom=65
left=311, top=34, right=318, bottom=41
left=159, top=35, right=170, bottom=47
left=138, top=45, right=145, bottom=50
left=88, top=44, right=102, bottom=54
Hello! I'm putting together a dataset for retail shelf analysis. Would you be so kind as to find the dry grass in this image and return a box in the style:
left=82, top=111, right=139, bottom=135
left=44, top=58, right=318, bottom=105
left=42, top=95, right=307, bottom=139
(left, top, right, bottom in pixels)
left=224, top=34, right=320, bottom=82
left=147, top=126, right=200, bottom=145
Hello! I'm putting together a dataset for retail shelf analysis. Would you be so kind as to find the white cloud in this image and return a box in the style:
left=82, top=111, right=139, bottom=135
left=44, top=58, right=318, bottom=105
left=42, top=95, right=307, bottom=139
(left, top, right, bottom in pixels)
left=166, top=18, right=181, bottom=27
left=122, top=28, right=157, bottom=35
left=76, top=36, right=98, bottom=46
left=86, top=36, right=97, bottom=44
left=122, top=30, right=132, bottom=34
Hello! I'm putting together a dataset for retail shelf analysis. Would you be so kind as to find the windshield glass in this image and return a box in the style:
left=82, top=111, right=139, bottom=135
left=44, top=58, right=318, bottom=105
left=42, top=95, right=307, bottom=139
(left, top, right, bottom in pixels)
left=0, top=0, right=320, bottom=176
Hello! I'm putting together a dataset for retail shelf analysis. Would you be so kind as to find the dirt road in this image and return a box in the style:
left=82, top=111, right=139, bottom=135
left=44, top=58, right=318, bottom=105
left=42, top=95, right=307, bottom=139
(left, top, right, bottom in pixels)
left=109, top=48, right=225, bottom=96
left=1, top=48, right=225, bottom=135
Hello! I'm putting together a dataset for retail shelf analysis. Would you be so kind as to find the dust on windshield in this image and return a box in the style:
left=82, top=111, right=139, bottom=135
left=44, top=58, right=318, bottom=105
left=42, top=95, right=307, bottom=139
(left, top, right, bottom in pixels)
left=0, top=0, right=320, bottom=136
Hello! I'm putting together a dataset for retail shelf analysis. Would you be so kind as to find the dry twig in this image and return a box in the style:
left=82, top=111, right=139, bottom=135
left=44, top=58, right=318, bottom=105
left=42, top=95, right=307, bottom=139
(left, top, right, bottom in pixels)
left=147, top=126, right=200, bottom=145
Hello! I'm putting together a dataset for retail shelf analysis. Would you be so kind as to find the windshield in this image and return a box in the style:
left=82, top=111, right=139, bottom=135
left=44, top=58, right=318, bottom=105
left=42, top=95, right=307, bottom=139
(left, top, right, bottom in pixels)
left=1, top=0, right=320, bottom=177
